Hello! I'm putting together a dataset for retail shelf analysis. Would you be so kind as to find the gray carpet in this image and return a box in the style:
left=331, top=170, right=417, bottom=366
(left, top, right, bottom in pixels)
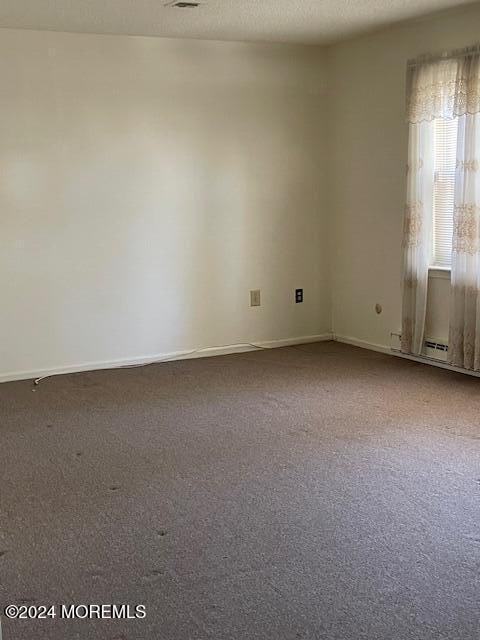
left=0, top=341, right=479, bottom=639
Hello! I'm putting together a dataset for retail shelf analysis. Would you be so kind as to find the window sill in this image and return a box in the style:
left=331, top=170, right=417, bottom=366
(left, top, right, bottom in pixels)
left=428, top=266, right=451, bottom=280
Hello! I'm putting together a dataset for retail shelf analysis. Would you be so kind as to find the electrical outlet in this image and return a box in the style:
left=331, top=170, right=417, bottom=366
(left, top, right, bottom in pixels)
left=295, top=288, right=303, bottom=303
left=250, top=290, right=261, bottom=307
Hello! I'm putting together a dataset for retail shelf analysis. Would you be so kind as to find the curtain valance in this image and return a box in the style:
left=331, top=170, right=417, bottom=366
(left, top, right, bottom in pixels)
left=407, top=50, right=480, bottom=123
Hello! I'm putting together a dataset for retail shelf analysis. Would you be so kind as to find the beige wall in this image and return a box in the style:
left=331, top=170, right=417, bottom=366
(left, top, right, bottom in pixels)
left=328, top=2, right=480, bottom=348
left=3, top=3, right=479, bottom=381
left=0, top=29, right=330, bottom=380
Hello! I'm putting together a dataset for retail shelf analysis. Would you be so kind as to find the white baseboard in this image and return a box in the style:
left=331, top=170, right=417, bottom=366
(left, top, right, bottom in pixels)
left=4, top=331, right=479, bottom=383
left=334, top=334, right=480, bottom=378
left=0, top=333, right=333, bottom=384
left=333, top=334, right=392, bottom=355
left=256, top=334, right=333, bottom=349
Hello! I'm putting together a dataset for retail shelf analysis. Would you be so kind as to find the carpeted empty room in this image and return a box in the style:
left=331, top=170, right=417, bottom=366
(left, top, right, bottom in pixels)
left=2, top=0, right=480, bottom=638
left=1, top=343, right=480, bottom=638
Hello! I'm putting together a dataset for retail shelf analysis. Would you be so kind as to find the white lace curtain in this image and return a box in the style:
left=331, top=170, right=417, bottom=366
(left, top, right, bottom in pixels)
left=402, top=49, right=480, bottom=371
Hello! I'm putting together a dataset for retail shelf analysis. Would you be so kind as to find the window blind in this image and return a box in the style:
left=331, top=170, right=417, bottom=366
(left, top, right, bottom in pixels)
left=432, top=118, right=458, bottom=268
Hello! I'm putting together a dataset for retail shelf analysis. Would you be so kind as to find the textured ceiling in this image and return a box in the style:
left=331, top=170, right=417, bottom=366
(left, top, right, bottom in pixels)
left=0, top=0, right=474, bottom=45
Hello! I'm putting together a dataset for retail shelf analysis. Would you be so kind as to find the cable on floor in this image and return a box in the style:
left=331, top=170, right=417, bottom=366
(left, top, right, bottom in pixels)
left=32, top=341, right=274, bottom=386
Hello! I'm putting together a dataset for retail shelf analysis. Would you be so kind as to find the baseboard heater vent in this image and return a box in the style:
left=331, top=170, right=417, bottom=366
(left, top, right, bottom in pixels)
left=424, top=340, right=448, bottom=352
left=424, top=339, right=448, bottom=361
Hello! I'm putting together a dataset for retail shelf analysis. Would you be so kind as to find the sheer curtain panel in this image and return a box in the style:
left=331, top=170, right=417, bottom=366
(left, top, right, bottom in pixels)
left=402, top=51, right=480, bottom=368
left=449, top=52, right=480, bottom=370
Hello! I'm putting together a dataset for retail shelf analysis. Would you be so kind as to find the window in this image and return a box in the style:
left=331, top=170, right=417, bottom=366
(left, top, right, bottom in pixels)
left=432, top=117, right=458, bottom=268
